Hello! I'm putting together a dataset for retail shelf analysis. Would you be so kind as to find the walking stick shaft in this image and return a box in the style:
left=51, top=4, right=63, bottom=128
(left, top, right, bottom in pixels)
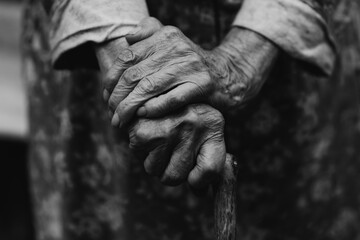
left=214, top=154, right=238, bottom=240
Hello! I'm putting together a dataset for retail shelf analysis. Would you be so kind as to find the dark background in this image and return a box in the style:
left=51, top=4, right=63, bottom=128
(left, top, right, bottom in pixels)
left=1, top=0, right=360, bottom=240
left=0, top=1, right=34, bottom=240
left=0, top=138, right=34, bottom=240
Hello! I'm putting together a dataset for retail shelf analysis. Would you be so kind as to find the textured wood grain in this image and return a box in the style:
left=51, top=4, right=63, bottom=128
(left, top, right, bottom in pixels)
left=214, top=154, right=238, bottom=240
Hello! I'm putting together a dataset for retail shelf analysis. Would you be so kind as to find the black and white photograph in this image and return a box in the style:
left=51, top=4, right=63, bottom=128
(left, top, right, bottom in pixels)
left=0, top=0, right=359, bottom=239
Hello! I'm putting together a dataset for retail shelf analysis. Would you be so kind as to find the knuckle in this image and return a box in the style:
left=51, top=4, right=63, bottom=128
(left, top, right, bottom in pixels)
left=117, top=49, right=135, bottom=63
left=130, top=125, right=148, bottom=145
left=175, top=41, right=191, bottom=52
left=185, top=54, right=205, bottom=72
left=192, top=105, right=224, bottom=127
left=211, top=107, right=224, bottom=123
left=199, top=70, right=211, bottom=83
left=123, top=67, right=143, bottom=84
left=184, top=108, right=200, bottom=126
left=211, top=109, right=225, bottom=129
left=161, top=26, right=181, bottom=39
left=188, top=53, right=202, bottom=63
left=137, top=77, right=158, bottom=93
left=195, top=72, right=212, bottom=91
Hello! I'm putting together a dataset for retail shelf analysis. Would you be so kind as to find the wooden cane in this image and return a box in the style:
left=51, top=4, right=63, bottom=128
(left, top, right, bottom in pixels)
left=214, top=153, right=238, bottom=240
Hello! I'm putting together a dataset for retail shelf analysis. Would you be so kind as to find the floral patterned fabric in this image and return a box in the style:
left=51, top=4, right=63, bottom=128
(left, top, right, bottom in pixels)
left=26, top=0, right=360, bottom=240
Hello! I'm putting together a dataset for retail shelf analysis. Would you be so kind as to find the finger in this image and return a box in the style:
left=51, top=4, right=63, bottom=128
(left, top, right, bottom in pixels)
left=160, top=138, right=197, bottom=186
left=104, top=35, right=190, bottom=111
left=112, top=66, right=187, bottom=127
left=103, top=48, right=136, bottom=100
left=137, top=82, right=203, bottom=118
left=126, top=17, right=163, bottom=45
left=104, top=25, right=187, bottom=101
left=128, top=117, right=178, bottom=177
left=188, top=139, right=226, bottom=190
left=128, top=117, right=178, bottom=151
left=144, top=144, right=172, bottom=177
left=108, top=55, right=164, bottom=112
left=103, top=29, right=163, bottom=98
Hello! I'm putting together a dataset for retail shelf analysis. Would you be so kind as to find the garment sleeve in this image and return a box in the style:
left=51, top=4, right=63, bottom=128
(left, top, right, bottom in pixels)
left=46, top=0, right=149, bottom=69
left=232, top=0, right=336, bottom=76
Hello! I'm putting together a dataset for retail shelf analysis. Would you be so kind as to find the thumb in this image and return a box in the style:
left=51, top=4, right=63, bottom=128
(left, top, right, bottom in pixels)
left=126, top=17, right=163, bottom=45
left=188, top=138, right=226, bottom=190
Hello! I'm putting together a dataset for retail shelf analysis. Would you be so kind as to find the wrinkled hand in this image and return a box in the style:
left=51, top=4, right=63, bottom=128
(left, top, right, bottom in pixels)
left=128, top=104, right=226, bottom=189
left=104, top=17, right=216, bottom=127
left=104, top=17, right=278, bottom=127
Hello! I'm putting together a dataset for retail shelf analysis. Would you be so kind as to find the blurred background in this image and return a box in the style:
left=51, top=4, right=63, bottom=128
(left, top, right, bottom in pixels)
left=0, top=1, right=34, bottom=240
left=1, top=0, right=360, bottom=240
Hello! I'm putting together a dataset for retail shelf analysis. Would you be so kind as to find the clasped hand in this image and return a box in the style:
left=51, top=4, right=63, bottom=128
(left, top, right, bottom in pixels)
left=101, top=17, right=278, bottom=189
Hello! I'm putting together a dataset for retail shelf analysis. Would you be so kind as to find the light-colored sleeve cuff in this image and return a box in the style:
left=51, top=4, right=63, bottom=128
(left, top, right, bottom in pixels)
left=232, top=0, right=336, bottom=75
left=50, top=0, right=149, bottom=69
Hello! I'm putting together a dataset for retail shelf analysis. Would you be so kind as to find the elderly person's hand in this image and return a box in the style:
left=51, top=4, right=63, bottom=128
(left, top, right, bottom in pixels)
left=128, top=104, right=225, bottom=189
left=103, top=17, right=279, bottom=127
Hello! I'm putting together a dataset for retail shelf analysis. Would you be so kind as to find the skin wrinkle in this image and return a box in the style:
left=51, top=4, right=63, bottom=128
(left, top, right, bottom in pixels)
left=98, top=18, right=279, bottom=187
left=105, top=20, right=278, bottom=122
left=129, top=118, right=173, bottom=149
left=189, top=139, right=225, bottom=187
left=42, top=0, right=335, bottom=190
left=109, top=55, right=171, bottom=110
left=225, top=53, right=260, bottom=103
left=189, top=106, right=225, bottom=146
left=167, top=107, right=222, bottom=184
left=142, top=61, right=200, bottom=93
left=208, top=28, right=279, bottom=112
left=128, top=103, right=225, bottom=186
left=185, top=80, right=208, bottom=99
left=112, top=52, right=214, bottom=122
left=110, top=51, right=198, bottom=107
left=167, top=130, right=198, bottom=169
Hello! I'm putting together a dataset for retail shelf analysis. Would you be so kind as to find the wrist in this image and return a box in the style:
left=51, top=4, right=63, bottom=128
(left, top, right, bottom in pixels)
left=210, top=27, right=279, bottom=112
left=94, top=37, right=129, bottom=73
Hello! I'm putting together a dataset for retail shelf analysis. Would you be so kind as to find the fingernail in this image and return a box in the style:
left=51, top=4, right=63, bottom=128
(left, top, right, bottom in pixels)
left=137, top=106, right=147, bottom=117
left=111, top=113, right=120, bottom=127
left=103, top=90, right=110, bottom=102
left=127, top=26, right=141, bottom=35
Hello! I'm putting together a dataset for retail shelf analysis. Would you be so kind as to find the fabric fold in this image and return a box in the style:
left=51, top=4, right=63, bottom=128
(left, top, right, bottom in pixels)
left=50, top=0, right=149, bottom=69
left=233, top=0, right=336, bottom=75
